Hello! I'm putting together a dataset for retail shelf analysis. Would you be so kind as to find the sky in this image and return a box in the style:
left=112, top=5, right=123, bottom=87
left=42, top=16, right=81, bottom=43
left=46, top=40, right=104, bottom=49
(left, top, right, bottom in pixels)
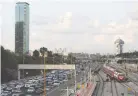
left=1, top=0, right=138, bottom=54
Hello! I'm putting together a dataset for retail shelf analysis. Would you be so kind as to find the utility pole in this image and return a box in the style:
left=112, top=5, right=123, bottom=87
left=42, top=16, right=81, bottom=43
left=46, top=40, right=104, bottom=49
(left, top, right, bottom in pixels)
left=90, top=68, right=91, bottom=82
left=23, top=52, right=24, bottom=78
left=43, top=52, right=47, bottom=96
left=74, top=69, right=76, bottom=95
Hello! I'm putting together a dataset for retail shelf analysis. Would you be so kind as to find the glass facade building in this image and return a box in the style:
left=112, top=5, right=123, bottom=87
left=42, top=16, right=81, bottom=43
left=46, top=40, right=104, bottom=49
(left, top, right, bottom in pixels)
left=15, top=2, right=29, bottom=55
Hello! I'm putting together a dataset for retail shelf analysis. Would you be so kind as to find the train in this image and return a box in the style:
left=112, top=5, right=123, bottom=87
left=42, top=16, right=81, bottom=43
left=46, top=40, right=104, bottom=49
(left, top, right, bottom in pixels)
left=102, top=64, right=127, bottom=82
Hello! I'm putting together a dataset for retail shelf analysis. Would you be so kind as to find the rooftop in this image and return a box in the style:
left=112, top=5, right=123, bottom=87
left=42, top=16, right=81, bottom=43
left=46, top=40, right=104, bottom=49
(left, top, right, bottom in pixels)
left=16, top=2, right=29, bottom=5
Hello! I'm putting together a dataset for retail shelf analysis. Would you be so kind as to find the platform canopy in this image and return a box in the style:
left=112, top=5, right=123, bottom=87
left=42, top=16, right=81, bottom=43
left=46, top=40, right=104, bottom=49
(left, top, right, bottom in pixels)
left=18, top=64, right=75, bottom=70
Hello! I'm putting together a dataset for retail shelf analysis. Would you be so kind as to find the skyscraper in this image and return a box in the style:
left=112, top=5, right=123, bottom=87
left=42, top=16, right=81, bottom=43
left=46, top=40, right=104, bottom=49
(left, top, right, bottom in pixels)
left=114, top=38, right=125, bottom=54
left=15, top=2, right=29, bottom=56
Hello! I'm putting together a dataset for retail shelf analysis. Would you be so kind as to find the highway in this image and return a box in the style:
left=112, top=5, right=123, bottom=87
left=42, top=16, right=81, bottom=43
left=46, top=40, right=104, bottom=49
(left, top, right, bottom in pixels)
left=47, top=72, right=82, bottom=96
left=1, top=61, right=100, bottom=96
left=6, top=61, right=138, bottom=96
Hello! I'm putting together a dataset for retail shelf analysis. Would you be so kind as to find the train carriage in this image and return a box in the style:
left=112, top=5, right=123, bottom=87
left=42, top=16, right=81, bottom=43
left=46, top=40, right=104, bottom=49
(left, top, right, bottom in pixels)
left=103, top=64, right=127, bottom=82
left=114, top=71, right=126, bottom=82
left=103, top=64, right=115, bottom=78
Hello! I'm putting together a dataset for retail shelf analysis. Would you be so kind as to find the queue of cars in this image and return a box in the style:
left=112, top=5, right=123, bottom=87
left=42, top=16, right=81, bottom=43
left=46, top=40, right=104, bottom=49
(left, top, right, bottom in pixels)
left=1, top=70, right=72, bottom=96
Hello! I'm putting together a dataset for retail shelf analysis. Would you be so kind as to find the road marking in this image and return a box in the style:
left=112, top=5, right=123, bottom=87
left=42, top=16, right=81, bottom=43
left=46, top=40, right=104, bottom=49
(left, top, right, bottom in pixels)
left=47, top=86, right=60, bottom=95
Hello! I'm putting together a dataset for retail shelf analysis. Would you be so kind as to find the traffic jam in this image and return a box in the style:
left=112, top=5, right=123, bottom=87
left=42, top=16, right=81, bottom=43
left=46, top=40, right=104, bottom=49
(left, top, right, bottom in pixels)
left=1, top=70, right=74, bottom=96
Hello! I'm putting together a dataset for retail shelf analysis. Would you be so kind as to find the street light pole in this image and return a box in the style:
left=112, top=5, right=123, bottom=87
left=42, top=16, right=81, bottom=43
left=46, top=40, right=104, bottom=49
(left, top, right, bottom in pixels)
left=23, top=53, right=24, bottom=78
left=43, top=52, right=47, bottom=96
left=74, top=69, right=76, bottom=95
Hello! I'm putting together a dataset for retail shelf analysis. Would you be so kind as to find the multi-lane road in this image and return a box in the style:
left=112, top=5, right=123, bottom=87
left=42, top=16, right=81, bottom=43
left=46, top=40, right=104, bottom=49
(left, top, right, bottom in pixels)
left=1, top=62, right=100, bottom=96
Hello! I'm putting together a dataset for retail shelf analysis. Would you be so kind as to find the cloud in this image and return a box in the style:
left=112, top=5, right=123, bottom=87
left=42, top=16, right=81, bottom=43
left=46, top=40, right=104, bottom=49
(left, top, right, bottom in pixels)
left=93, top=35, right=105, bottom=43
left=57, top=12, right=72, bottom=29
left=88, top=19, right=99, bottom=28
left=32, top=12, right=72, bottom=33
left=0, top=0, right=39, bottom=3
left=129, top=2, right=138, bottom=20
left=93, top=18, right=138, bottom=43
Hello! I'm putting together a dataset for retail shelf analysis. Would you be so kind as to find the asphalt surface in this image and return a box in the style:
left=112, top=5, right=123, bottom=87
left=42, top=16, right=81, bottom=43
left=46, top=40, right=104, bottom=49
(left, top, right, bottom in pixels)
left=2, top=62, right=101, bottom=96
left=45, top=62, right=99, bottom=96
left=47, top=72, right=83, bottom=96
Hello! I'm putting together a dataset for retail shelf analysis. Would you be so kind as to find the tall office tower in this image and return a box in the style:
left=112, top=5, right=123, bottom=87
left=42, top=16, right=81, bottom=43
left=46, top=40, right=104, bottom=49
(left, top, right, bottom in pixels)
left=114, top=38, right=125, bottom=54
left=15, top=2, right=29, bottom=56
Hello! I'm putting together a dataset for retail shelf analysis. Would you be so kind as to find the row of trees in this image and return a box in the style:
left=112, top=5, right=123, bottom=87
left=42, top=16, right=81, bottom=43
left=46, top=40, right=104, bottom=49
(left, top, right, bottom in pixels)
left=1, top=46, right=76, bottom=83
left=116, top=51, right=138, bottom=58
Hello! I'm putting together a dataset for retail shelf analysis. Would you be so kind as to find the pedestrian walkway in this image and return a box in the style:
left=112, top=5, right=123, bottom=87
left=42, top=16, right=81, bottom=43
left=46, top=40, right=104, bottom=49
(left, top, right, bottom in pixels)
left=76, top=82, right=97, bottom=96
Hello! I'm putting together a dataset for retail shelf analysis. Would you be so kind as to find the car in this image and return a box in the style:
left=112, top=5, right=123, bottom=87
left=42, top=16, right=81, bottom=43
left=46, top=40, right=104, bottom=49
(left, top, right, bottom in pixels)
left=12, top=93, right=24, bottom=96
left=63, top=78, right=68, bottom=82
left=27, top=87, right=35, bottom=93
left=47, top=76, right=53, bottom=79
left=51, top=70, right=56, bottom=74
left=53, top=82, right=60, bottom=86
left=47, top=81, right=53, bottom=85
left=35, top=88, right=43, bottom=94
left=6, top=87, right=12, bottom=91
left=46, top=78, right=52, bottom=82
left=35, top=84, right=42, bottom=88
left=53, top=77, right=58, bottom=80
left=53, top=79, right=58, bottom=82
left=16, top=85, right=24, bottom=88
left=12, top=88, right=22, bottom=93
left=8, top=84, right=16, bottom=88
left=25, top=84, right=31, bottom=88
left=46, top=86, right=51, bottom=91
left=9, top=82, right=16, bottom=85
left=59, top=80, right=64, bottom=84
left=31, top=83, right=38, bottom=87
left=1, top=84, right=7, bottom=89
left=1, top=91, right=11, bottom=96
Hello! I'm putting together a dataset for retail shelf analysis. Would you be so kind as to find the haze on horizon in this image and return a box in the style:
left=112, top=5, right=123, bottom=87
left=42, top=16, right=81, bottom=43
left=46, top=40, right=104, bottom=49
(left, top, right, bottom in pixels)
left=1, top=0, right=138, bottom=54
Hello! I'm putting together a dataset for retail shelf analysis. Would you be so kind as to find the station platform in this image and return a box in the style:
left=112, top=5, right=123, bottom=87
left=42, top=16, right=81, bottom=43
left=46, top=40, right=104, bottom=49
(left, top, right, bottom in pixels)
left=76, top=82, right=97, bottom=96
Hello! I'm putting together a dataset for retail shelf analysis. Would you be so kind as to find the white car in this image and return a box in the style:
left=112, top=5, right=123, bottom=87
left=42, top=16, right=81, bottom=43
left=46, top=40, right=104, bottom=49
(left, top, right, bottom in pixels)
left=25, top=84, right=31, bottom=88
left=53, top=79, right=58, bottom=82
left=1, top=84, right=7, bottom=89
left=46, top=86, right=51, bottom=91
left=12, top=93, right=23, bottom=96
left=27, top=87, right=35, bottom=93
left=6, top=87, right=12, bottom=91
left=1, top=91, right=11, bottom=96
left=59, top=80, right=64, bottom=84
left=53, top=82, right=60, bottom=86
left=16, top=85, right=24, bottom=88
left=12, top=88, right=21, bottom=93
left=63, top=79, right=68, bottom=82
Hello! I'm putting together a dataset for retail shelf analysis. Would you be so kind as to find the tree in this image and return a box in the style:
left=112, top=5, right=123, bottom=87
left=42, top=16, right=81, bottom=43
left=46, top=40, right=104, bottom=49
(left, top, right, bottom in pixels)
left=47, top=51, right=53, bottom=57
left=33, top=50, right=40, bottom=58
left=1, top=46, right=18, bottom=82
left=67, top=53, right=76, bottom=64
left=40, top=47, right=47, bottom=57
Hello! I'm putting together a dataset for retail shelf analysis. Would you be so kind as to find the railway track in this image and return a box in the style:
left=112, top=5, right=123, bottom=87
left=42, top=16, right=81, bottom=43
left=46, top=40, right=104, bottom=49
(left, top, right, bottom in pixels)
left=114, top=81, right=119, bottom=96
left=111, top=80, right=119, bottom=96
left=93, top=73, right=104, bottom=96
left=92, top=64, right=104, bottom=96
left=119, top=82, right=137, bottom=96
left=111, top=81, right=113, bottom=96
